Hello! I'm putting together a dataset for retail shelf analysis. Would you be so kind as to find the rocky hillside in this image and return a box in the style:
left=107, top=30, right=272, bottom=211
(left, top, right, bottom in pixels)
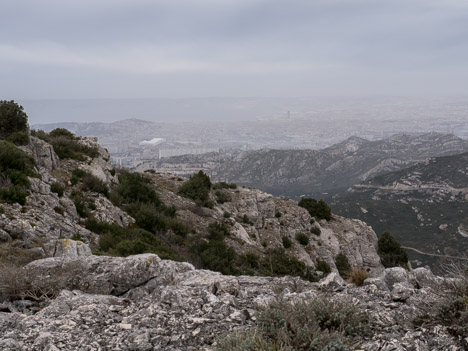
left=1, top=128, right=467, bottom=349
left=208, top=133, right=468, bottom=197
left=331, top=151, right=468, bottom=270
left=0, top=131, right=383, bottom=279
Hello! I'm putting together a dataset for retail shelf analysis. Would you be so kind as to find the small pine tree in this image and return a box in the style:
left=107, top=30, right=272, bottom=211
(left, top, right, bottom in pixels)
left=298, top=197, right=332, bottom=221
left=378, top=231, right=409, bottom=269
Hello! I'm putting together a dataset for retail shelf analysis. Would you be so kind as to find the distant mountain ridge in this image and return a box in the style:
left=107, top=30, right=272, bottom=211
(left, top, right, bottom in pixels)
left=331, top=151, right=468, bottom=269
left=211, top=132, right=468, bottom=197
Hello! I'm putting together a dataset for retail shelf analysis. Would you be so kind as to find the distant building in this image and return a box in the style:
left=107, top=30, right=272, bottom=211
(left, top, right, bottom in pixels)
left=139, top=138, right=166, bottom=147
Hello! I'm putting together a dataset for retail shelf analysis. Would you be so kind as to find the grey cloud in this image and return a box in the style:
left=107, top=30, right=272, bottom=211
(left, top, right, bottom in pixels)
left=1, top=0, right=468, bottom=99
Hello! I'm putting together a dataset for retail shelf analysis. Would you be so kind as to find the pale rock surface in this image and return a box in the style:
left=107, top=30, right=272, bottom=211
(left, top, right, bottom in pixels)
left=0, top=254, right=463, bottom=350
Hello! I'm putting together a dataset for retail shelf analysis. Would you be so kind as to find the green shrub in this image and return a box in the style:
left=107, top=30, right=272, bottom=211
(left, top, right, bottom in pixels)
left=73, top=197, right=90, bottom=218
left=81, top=173, right=109, bottom=197
left=169, top=218, right=191, bottom=237
left=377, top=231, right=409, bottom=268
left=50, top=182, right=65, bottom=197
left=5, top=131, right=29, bottom=146
left=34, top=129, right=99, bottom=161
left=0, top=101, right=29, bottom=144
left=112, top=171, right=162, bottom=206
left=178, top=170, right=212, bottom=208
left=49, top=128, right=76, bottom=139
left=335, top=253, right=351, bottom=279
left=71, top=233, right=83, bottom=241
left=242, top=252, right=260, bottom=269
left=241, top=214, right=254, bottom=226
left=54, top=206, right=65, bottom=216
left=310, top=226, right=321, bottom=235
left=207, top=221, right=230, bottom=240
left=193, top=239, right=239, bottom=275
left=275, top=211, right=282, bottom=218
left=298, top=198, right=332, bottom=221
left=260, top=248, right=316, bottom=281
left=216, top=190, right=231, bottom=204
left=295, top=232, right=309, bottom=246
left=129, top=203, right=169, bottom=233
left=316, top=260, right=331, bottom=275
left=223, top=211, right=231, bottom=218
left=86, top=218, right=176, bottom=259
left=0, top=141, right=37, bottom=205
left=217, top=296, right=369, bottom=350
left=0, top=141, right=36, bottom=187
left=0, top=186, right=28, bottom=206
left=282, top=236, right=293, bottom=249
left=213, top=182, right=237, bottom=190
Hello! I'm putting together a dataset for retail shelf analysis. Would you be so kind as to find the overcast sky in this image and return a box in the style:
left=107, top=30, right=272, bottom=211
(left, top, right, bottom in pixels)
left=2, top=0, right=468, bottom=100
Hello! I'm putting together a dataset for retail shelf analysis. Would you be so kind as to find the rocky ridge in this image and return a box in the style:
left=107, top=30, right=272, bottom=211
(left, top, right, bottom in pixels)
left=331, top=152, right=468, bottom=270
left=0, top=249, right=465, bottom=350
left=1, top=135, right=383, bottom=277
left=200, top=133, right=468, bottom=197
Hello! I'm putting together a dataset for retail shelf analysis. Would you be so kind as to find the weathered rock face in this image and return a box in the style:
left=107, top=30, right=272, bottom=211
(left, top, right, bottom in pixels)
left=188, top=184, right=384, bottom=276
left=0, top=136, right=130, bottom=263
left=0, top=253, right=463, bottom=350
left=21, top=136, right=60, bottom=173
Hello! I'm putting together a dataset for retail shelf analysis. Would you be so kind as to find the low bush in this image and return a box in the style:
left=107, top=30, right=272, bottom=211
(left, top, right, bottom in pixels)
left=215, top=190, right=231, bottom=204
left=377, top=231, right=409, bottom=269
left=316, top=260, right=331, bottom=275
left=6, top=131, right=29, bottom=145
left=178, top=170, right=213, bottom=208
left=33, top=128, right=99, bottom=161
left=193, top=239, right=239, bottom=275
left=111, top=171, right=162, bottom=207
left=423, top=262, right=468, bottom=338
left=217, top=295, right=370, bottom=351
left=260, top=248, right=316, bottom=281
left=80, top=173, right=109, bottom=197
left=282, top=236, right=293, bottom=249
left=0, top=262, right=81, bottom=303
left=0, top=141, right=37, bottom=205
left=349, top=268, right=368, bottom=286
left=85, top=218, right=177, bottom=259
left=54, top=206, right=65, bottom=216
left=71, top=233, right=83, bottom=241
left=0, top=186, right=29, bottom=206
left=295, top=232, right=309, bottom=246
left=50, top=182, right=65, bottom=197
left=310, top=226, right=321, bottom=235
left=73, top=197, right=90, bottom=218
left=207, top=221, right=230, bottom=240
left=213, top=182, right=237, bottom=190
left=335, top=253, right=351, bottom=279
left=241, top=214, right=254, bottom=226
left=298, top=198, right=332, bottom=221
left=275, top=211, right=282, bottom=218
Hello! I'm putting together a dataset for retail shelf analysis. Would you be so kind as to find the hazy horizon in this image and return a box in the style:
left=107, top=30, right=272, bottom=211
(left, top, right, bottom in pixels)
left=21, top=96, right=468, bottom=125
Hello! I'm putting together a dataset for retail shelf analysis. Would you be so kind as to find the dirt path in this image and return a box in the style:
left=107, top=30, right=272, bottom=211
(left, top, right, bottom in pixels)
left=402, top=246, right=468, bottom=261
